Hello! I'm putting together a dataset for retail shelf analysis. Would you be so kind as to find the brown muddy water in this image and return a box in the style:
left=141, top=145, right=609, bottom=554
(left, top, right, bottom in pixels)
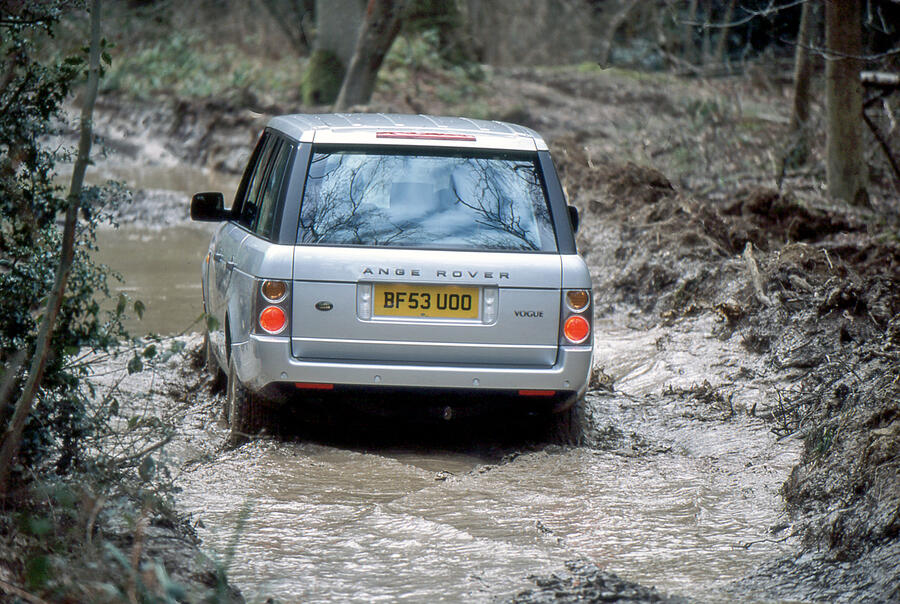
left=88, top=163, right=800, bottom=602
left=89, top=162, right=239, bottom=334
left=95, top=225, right=214, bottom=334
left=165, top=319, right=800, bottom=603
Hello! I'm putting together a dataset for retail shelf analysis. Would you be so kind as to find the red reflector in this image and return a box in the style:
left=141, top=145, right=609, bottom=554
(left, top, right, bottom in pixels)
left=259, top=306, right=287, bottom=334
left=294, top=382, right=334, bottom=390
left=376, top=131, right=476, bottom=142
left=518, top=390, right=556, bottom=397
left=563, top=315, right=591, bottom=344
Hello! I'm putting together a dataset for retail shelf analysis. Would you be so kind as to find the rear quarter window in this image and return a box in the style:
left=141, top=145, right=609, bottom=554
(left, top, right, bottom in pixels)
left=297, top=147, right=558, bottom=252
left=253, top=141, right=292, bottom=239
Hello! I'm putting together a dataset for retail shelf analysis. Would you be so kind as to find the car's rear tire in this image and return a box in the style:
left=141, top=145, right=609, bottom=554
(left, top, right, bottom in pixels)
left=203, top=330, right=226, bottom=393
left=548, top=396, right=585, bottom=446
left=225, top=357, right=269, bottom=448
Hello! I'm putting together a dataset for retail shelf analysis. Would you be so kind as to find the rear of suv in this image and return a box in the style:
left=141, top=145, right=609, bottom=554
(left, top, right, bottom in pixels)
left=191, top=113, right=593, bottom=445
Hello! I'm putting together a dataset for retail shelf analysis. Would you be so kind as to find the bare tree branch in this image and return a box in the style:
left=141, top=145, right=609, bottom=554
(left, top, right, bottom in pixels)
left=684, top=0, right=807, bottom=30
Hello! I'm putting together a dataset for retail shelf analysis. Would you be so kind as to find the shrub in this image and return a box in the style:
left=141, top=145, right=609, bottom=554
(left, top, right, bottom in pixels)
left=0, top=0, right=130, bottom=488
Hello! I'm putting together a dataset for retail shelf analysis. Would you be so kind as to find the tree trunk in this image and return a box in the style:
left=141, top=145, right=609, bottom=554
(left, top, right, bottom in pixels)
left=790, top=0, right=816, bottom=130
left=713, top=0, right=737, bottom=68
left=0, top=0, right=103, bottom=497
left=683, top=0, right=699, bottom=65
left=316, top=0, right=365, bottom=68
left=302, top=0, right=365, bottom=104
left=825, top=0, right=868, bottom=205
left=700, top=0, right=711, bottom=66
left=259, top=0, right=314, bottom=56
left=598, top=0, right=640, bottom=68
left=333, top=0, right=407, bottom=111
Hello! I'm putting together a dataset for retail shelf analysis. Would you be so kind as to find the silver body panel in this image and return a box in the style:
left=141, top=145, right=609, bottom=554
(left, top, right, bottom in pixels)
left=290, top=246, right=564, bottom=366
left=233, top=336, right=592, bottom=395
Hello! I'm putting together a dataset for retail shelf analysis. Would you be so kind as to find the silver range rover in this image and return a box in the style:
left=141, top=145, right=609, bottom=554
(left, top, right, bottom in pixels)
left=191, top=113, right=593, bottom=445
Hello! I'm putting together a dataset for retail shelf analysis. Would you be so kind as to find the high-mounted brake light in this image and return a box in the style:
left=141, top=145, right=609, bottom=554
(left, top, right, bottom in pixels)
left=519, top=390, right=556, bottom=397
left=376, top=131, right=477, bottom=142
left=259, top=306, right=287, bottom=334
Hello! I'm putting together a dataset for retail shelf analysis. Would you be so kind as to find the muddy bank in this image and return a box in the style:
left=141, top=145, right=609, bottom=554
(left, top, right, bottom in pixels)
left=90, top=95, right=268, bottom=176
left=0, top=338, right=244, bottom=603
left=0, top=493, right=242, bottom=603
left=552, top=138, right=900, bottom=600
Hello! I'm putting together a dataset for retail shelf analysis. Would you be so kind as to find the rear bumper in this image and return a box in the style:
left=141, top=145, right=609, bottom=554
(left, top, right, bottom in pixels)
left=232, top=334, right=592, bottom=399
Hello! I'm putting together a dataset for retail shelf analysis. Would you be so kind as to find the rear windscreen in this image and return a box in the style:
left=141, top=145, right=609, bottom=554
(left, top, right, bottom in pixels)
left=297, top=147, right=557, bottom=252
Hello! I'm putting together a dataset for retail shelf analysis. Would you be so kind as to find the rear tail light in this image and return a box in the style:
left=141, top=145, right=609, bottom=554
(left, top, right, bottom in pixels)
left=566, top=290, right=590, bottom=312
left=563, top=315, right=590, bottom=343
left=561, top=289, right=592, bottom=345
left=261, top=279, right=287, bottom=302
left=259, top=306, right=287, bottom=334
left=255, top=279, right=290, bottom=335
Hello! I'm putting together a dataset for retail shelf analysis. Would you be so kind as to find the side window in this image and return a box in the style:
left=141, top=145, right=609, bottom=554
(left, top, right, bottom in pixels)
left=253, top=141, right=292, bottom=239
left=237, top=134, right=277, bottom=229
left=232, top=132, right=268, bottom=216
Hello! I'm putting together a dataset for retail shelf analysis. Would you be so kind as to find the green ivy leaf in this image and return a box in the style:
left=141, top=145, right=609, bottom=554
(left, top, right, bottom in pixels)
left=25, top=555, right=52, bottom=590
left=138, top=455, right=156, bottom=482
left=126, top=353, right=143, bottom=374
left=25, top=516, right=52, bottom=537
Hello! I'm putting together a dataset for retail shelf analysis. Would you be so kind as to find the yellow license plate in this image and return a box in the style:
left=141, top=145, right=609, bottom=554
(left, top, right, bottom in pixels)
left=374, top=284, right=480, bottom=319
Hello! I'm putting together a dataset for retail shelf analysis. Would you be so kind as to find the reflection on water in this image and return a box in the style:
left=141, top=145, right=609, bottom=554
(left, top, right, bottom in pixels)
left=95, top=225, right=213, bottom=335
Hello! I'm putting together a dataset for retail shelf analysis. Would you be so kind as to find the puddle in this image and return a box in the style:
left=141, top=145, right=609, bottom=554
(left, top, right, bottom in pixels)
left=84, top=251, right=799, bottom=602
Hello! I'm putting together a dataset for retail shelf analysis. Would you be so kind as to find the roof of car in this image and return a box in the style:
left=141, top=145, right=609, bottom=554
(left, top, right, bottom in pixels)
left=266, top=113, right=548, bottom=151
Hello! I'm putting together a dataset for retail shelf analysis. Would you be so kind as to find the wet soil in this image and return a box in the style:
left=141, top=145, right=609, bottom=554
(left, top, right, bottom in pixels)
left=64, top=64, right=900, bottom=601
left=550, top=147, right=900, bottom=601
